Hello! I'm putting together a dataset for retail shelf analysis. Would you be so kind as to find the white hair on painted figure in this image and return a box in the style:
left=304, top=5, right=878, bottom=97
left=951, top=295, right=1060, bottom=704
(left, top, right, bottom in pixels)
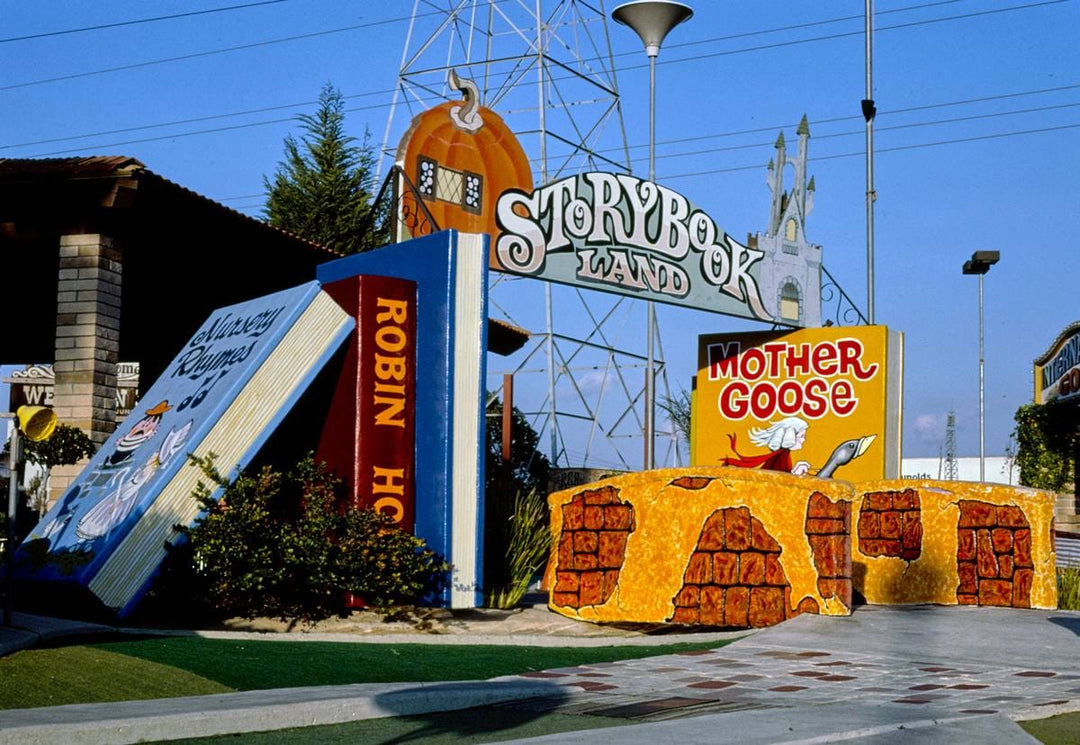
left=748, top=417, right=809, bottom=452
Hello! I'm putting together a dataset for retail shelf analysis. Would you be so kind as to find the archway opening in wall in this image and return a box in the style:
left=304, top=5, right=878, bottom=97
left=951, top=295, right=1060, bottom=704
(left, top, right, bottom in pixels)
left=780, top=281, right=802, bottom=324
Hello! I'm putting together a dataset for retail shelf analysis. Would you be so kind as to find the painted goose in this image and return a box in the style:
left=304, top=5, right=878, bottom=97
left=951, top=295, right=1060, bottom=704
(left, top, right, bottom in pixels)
left=816, top=434, right=876, bottom=478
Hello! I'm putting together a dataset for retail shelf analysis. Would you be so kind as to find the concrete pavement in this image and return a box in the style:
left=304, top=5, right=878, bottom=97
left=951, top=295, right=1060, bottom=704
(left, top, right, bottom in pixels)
left=1, top=604, right=1079, bottom=743
left=492, top=604, right=1080, bottom=742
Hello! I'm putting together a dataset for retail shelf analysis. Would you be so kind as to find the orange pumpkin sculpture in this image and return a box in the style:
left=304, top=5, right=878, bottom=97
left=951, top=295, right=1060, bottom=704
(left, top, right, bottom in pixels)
left=396, top=70, right=533, bottom=247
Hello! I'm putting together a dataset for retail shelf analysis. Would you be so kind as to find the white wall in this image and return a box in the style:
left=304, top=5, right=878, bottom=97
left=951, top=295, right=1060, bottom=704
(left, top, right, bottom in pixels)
left=901, top=457, right=1018, bottom=485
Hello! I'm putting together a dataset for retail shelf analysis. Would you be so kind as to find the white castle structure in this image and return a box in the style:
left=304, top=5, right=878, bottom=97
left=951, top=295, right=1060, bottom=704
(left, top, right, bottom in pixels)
left=749, top=115, right=823, bottom=328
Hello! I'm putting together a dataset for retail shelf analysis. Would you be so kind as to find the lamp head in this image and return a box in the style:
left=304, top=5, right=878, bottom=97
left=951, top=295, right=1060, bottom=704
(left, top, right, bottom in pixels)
left=16, top=405, right=58, bottom=442
left=612, top=1, right=693, bottom=57
left=962, top=250, right=1000, bottom=275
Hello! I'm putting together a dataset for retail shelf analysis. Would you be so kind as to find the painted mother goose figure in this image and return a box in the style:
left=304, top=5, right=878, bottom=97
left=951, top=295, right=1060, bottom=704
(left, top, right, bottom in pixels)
left=722, top=416, right=875, bottom=479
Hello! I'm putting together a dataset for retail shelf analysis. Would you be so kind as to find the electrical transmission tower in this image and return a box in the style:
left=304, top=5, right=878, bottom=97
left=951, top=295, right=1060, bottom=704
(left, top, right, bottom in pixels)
left=943, top=411, right=959, bottom=480
left=382, top=0, right=679, bottom=471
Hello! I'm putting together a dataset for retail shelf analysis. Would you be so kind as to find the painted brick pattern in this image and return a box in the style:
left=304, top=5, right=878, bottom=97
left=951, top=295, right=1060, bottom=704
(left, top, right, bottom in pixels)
left=956, top=500, right=1033, bottom=608
left=669, top=476, right=713, bottom=490
left=553, top=486, right=635, bottom=609
left=805, top=492, right=853, bottom=609
left=858, top=489, right=923, bottom=561
left=669, top=507, right=800, bottom=628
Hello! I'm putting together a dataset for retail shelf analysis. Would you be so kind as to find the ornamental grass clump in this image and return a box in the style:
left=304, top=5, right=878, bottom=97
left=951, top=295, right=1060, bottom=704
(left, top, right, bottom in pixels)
left=147, top=454, right=447, bottom=624
left=1059, top=567, right=1080, bottom=611
left=484, top=488, right=552, bottom=610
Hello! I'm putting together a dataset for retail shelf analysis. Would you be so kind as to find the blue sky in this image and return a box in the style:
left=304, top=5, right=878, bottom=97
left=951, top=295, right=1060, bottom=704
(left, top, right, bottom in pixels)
left=2, top=1, right=1077, bottom=465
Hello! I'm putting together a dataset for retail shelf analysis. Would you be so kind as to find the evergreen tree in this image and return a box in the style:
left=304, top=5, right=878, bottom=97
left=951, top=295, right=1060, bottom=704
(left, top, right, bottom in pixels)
left=264, top=83, right=383, bottom=253
left=485, top=398, right=551, bottom=499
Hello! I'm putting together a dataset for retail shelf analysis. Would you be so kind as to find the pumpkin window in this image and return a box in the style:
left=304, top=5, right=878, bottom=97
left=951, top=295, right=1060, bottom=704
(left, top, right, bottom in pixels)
left=436, top=167, right=463, bottom=204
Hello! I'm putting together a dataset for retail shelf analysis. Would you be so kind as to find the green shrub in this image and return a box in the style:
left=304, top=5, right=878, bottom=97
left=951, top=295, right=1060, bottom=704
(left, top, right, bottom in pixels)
left=151, top=454, right=448, bottom=624
left=22, top=423, right=97, bottom=469
left=1059, top=567, right=1080, bottom=611
left=22, top=423, right=98, bottom=518
left=1012, top=403, right=1075, bottom=492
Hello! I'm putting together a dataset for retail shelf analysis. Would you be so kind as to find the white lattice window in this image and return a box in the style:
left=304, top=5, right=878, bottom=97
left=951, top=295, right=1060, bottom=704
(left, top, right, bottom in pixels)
left=414, top=158, right=484, bottom=214
left=436, top=168, right=462, bottom=204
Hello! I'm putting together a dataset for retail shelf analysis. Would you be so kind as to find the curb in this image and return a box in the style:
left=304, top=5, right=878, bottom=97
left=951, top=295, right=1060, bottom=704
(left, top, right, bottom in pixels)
left=0, top=680, right=564, bottom=745
left=0, top=613, right=116, bottom=658
left=0, top=627, right=37, bottom=657
left=119, top=626, right=749, bottom=647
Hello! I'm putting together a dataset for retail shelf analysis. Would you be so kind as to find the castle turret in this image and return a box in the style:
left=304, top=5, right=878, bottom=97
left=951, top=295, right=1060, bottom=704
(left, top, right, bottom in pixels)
left=767, top=131, right=786, bottom=235
left=752, top=114, right=823, bottom=327
left=794, top=115, right=811, bottom=224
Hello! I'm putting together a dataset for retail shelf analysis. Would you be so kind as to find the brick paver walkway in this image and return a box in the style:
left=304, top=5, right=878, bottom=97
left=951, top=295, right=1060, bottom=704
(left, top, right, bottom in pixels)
left=496, top=605, right=1080, bottom=724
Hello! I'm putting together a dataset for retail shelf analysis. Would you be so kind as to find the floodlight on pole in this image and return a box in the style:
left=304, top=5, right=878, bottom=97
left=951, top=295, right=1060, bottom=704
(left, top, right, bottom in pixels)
left=612, top=0, right=692, bottom=470
left=962, top=250, right=999, bottom=482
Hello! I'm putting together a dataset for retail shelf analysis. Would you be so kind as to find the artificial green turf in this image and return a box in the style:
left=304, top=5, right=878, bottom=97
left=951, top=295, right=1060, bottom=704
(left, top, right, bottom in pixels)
left=161, top=707, right=622, bottom=744
left=91, top=635, right=732, bottom=691
left=1019, top=712, right=1080, bottom=745
left=0, top=645, right=232, bottom=710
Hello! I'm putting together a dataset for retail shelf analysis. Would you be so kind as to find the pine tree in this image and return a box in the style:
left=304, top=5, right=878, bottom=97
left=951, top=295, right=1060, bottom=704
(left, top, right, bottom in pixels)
left=264, top=83, right=383, bottom=253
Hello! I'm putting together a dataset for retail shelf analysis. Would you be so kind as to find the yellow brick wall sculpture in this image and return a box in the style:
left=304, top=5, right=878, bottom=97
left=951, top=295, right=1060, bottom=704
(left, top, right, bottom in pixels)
left=545, top=471, right=1058, bottom=629
left=852, top=480, right=1057, bottom=610
left=546, top=467, right=855, bottom=628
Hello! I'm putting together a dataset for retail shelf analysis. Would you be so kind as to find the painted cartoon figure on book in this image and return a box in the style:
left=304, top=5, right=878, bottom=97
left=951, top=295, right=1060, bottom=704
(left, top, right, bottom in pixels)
left=36, top=401, right=194, bottom=546
left=104, top=400, right=171, bottom=466
left=722, top=416, right=875, bottom=478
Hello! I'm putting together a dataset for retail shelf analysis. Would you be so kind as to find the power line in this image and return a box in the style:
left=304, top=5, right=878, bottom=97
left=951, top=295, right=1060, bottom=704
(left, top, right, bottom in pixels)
left=0, top=1, right=514, bottom=93
left=648, top=0, right=1070, bottom=75
left=618, top=100, right=1080, bottom=168
left=19, top=87, right=1078, bottom=162
left=398, top=1, right=1066, bottom=80
left=1, top=0, right=1063, bottom=95
left=24, top=97, right=436, bottom=158
left=51, top=118, right=1080, bottom=207
left=0, top=100, right=319, bottom=151
left=0, top=88, right=398, bottom=151
left=616, top=0, right=964, bottom=60
left=662, top=122, right=1080, bottom=181
left=9, top=75, right=1074, bottom=156
left=3, top=3, right=1071, bottom=159
left=580, top=85, right=1080, bottom=156
left=0, top=17, right=414, bottom=93
left=0, top=0, right=290, bottom=44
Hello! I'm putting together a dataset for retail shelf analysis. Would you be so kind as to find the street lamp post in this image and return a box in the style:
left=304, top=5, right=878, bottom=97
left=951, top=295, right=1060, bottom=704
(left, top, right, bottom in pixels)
left=612, top=0, right=693, bottom=470
left=4, top=424, right=22, bottom=627
left=962, top=250, right=999, bottom=482
left=3, top=405, right=57, bottom=626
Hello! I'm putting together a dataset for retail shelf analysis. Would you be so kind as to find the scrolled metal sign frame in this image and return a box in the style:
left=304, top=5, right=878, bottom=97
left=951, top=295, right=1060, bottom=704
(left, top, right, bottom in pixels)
left=492, top=172, right=774, bottom=323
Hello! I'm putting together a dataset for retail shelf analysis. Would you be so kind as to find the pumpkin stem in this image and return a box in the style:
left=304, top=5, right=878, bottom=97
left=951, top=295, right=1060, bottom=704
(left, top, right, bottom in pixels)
left=449, top=69, right=483, bottom=133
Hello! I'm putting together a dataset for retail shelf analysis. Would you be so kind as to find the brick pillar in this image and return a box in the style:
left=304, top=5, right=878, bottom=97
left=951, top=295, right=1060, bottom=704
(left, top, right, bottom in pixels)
left=50, top=234, right=122, bottom=503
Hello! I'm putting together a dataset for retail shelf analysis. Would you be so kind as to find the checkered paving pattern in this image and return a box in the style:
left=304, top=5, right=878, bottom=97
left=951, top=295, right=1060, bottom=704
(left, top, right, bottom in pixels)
left=496, top=610, right=1080, bottom=723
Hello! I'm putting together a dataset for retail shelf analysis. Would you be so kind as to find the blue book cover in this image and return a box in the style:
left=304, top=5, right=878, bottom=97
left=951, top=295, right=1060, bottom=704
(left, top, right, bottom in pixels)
left=14, top=281, right=354, bottom=617
left=317, top=230, right=489, bottom=608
